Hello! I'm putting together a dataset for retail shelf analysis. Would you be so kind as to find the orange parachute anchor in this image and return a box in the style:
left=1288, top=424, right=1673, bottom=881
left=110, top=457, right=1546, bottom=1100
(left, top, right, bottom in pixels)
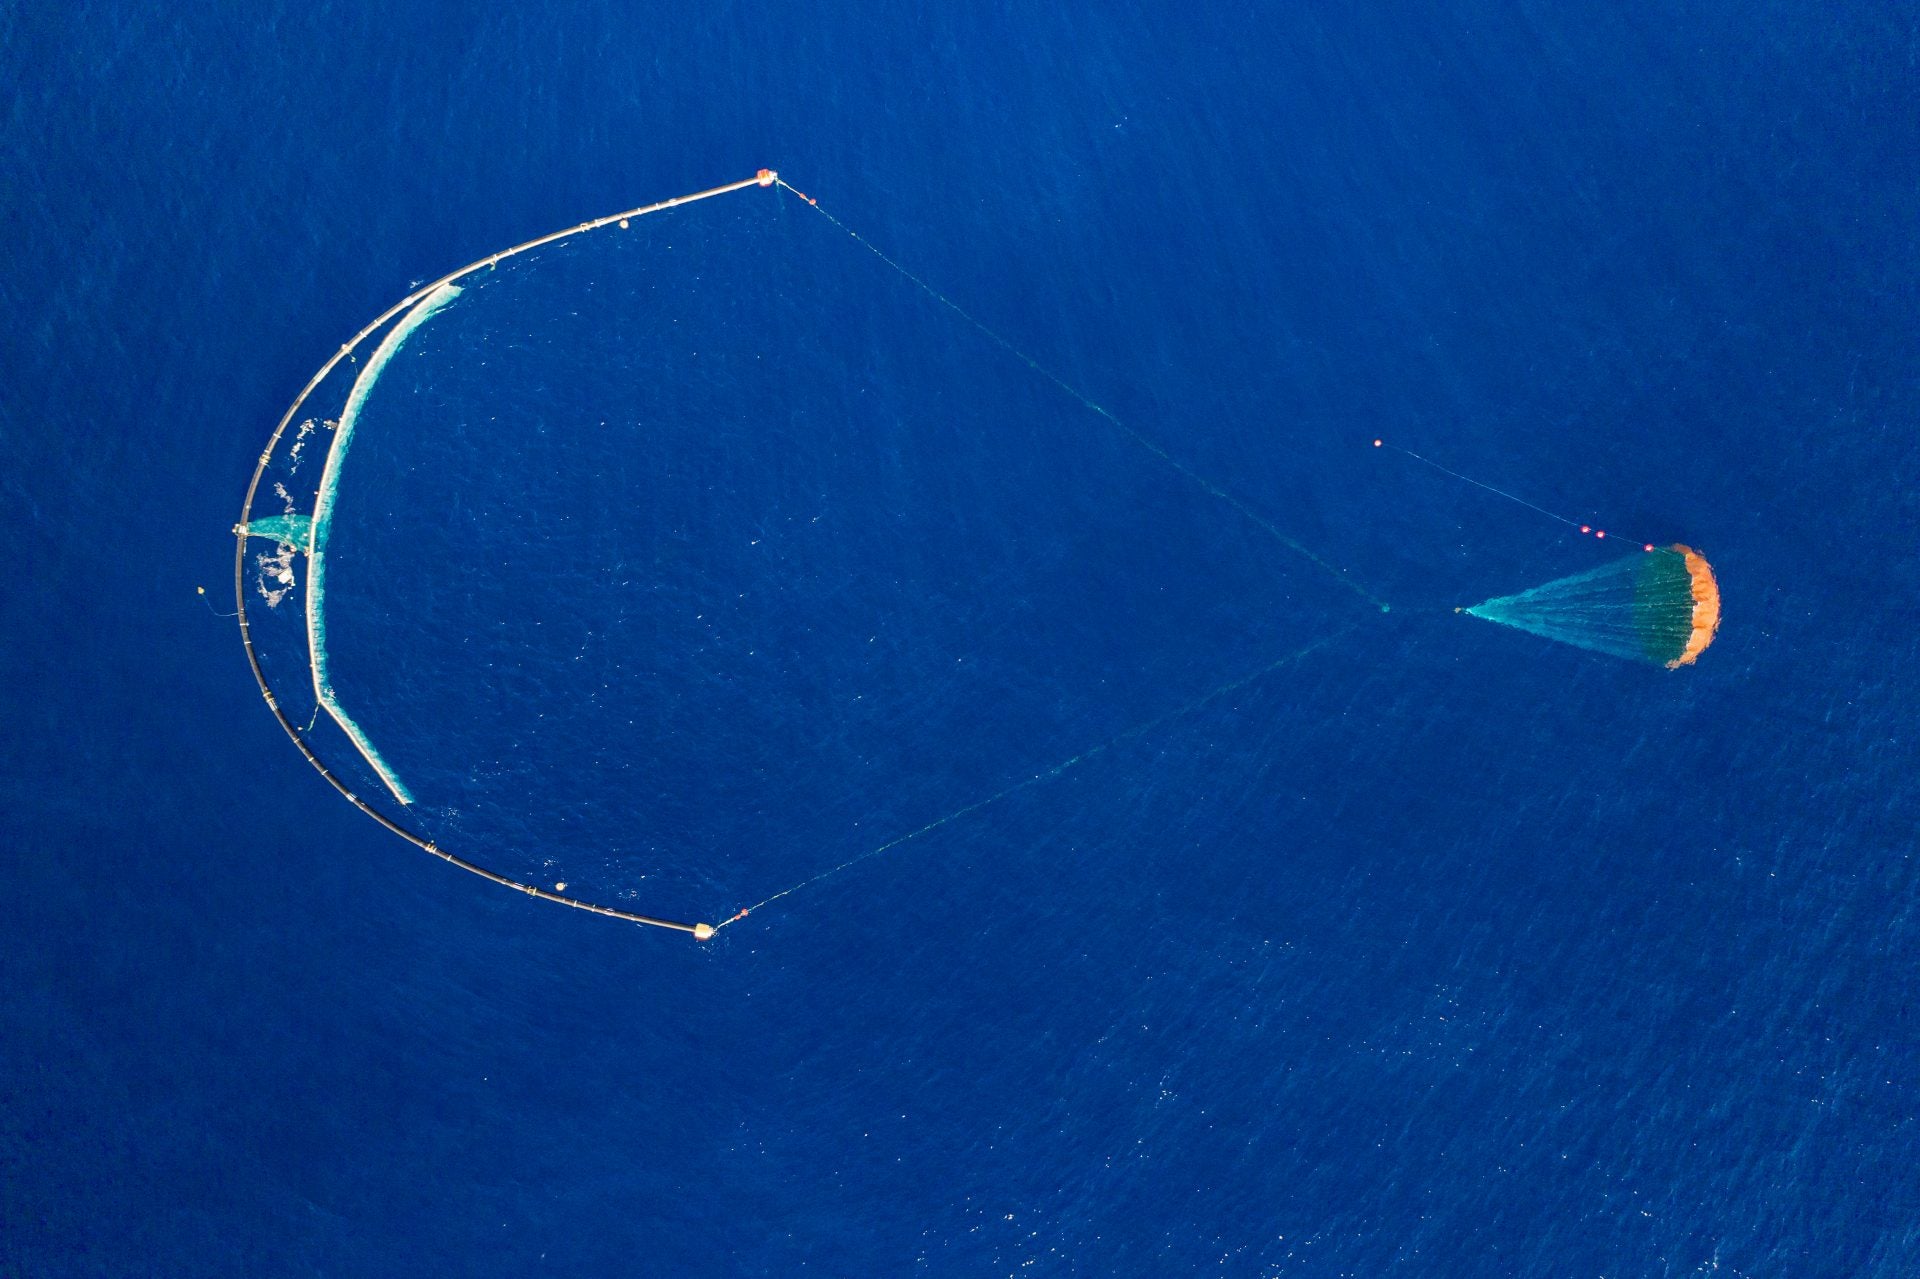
left=1460, top=544, right=1722, bottom=669
left=1667, top=544, right=1721, bottom=668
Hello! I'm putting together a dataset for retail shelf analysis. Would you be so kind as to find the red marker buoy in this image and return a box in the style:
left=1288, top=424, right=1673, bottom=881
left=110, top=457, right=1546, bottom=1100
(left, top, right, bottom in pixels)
left=1379, top=443, right=1662, bottom=559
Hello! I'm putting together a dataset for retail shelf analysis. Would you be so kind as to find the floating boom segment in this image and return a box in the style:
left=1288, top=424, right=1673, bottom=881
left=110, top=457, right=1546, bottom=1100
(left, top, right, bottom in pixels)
left=1462, top=544, right=1720, bottom=668
left=305, top=281, right=463, bottom=804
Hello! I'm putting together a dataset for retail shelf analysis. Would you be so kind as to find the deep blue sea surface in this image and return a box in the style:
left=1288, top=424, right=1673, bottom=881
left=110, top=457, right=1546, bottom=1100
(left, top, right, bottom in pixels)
left=4, top=4, right=1916, bottom=1275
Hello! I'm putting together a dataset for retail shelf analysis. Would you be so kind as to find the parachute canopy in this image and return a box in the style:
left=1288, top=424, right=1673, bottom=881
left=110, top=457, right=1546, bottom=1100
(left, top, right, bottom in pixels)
left=1462, top=544, right=1720, bottom=668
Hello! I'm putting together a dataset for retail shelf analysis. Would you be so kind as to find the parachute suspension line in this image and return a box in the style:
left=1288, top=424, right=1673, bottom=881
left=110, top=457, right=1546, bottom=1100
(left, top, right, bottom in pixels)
left=1374, top=439, right=1659, bottom=553
left=234, top=171, right=785, bottom=940
left=776, top=179, right=1391, bottom=615
left=713, top=627, right=1355, bottom=931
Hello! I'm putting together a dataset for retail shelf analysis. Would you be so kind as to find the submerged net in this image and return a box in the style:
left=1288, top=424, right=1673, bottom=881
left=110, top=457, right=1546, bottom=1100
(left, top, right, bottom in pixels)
left=1462, top=544, right=1721, bottom=668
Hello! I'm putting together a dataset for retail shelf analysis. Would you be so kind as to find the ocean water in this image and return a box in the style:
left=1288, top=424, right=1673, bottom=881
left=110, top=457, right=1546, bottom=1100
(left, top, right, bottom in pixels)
left=4, top=3, right=1916, bottom=1275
